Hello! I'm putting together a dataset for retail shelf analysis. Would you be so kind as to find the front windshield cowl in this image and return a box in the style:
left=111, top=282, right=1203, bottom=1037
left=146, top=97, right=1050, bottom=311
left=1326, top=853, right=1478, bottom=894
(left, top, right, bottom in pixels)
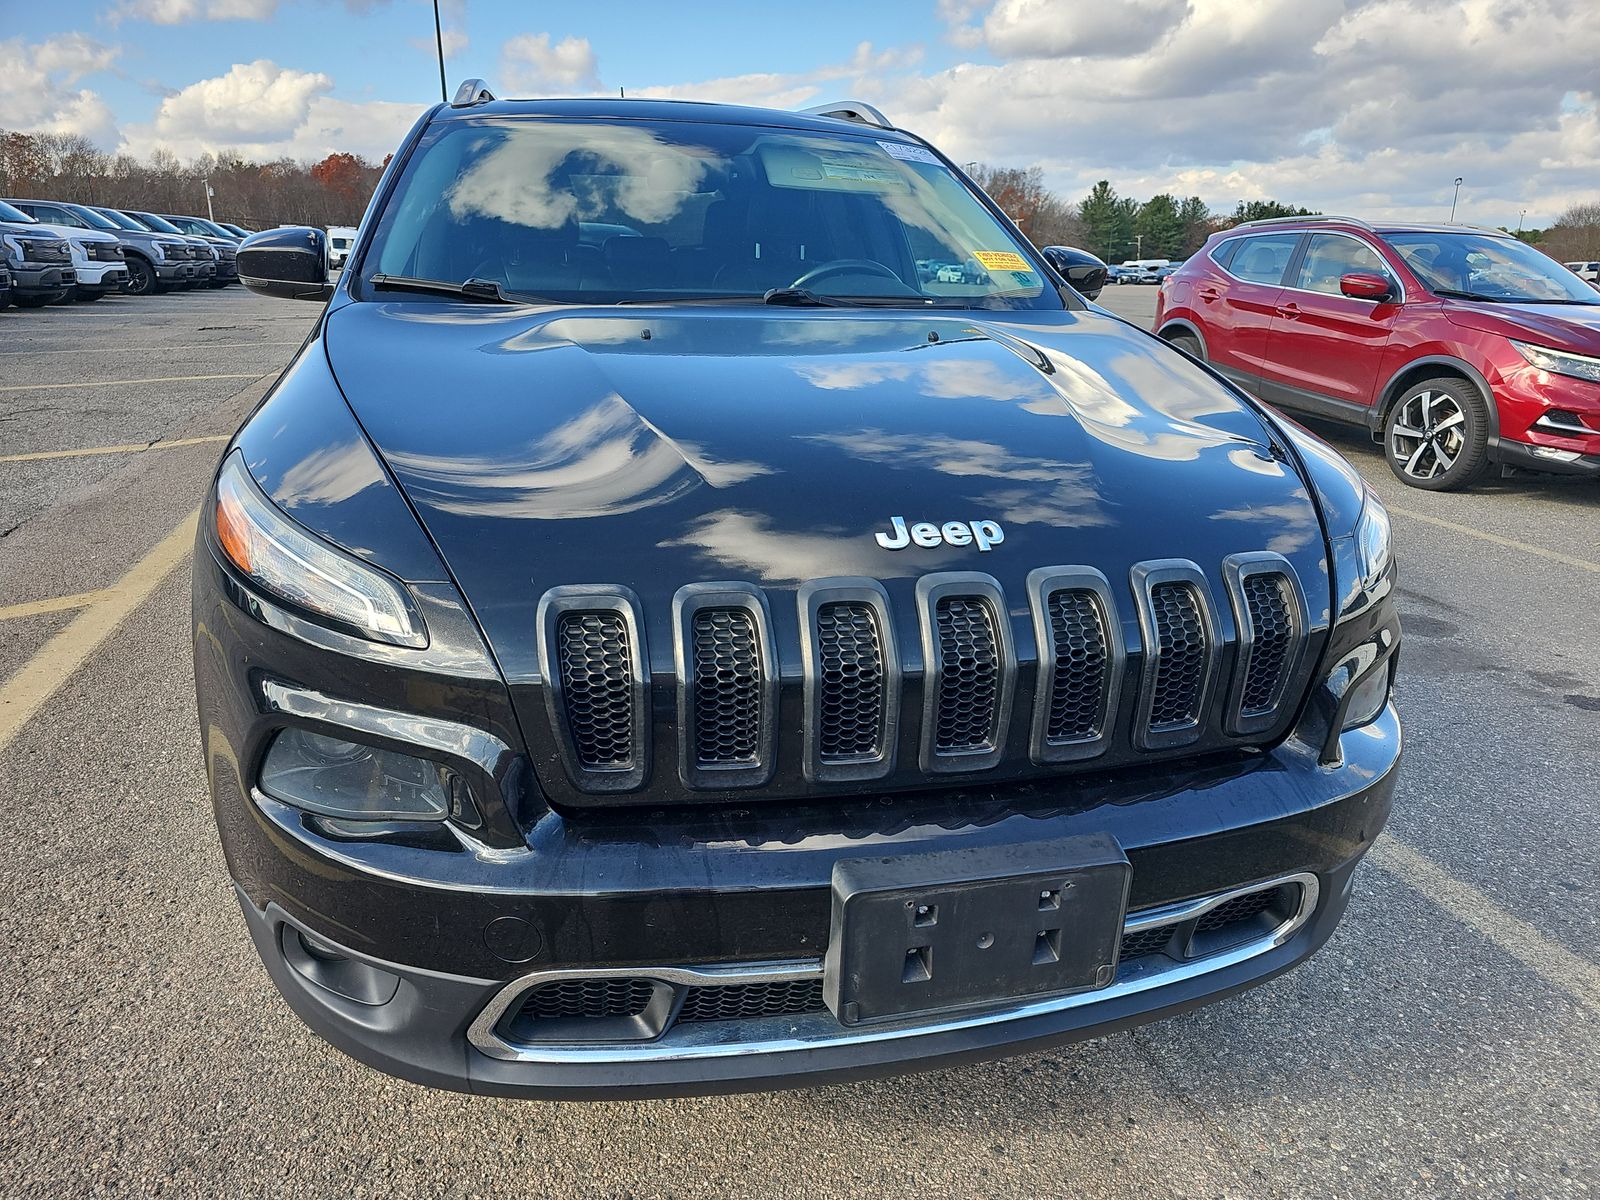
left=359, top=115, right=1063, bottom=312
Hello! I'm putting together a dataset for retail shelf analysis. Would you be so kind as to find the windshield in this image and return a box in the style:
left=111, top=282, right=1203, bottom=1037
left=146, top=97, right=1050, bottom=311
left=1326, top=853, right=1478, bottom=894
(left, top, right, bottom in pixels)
left=0, top=200, right=38, bottom=224
left=71, top=205, right=122, bottom=231
left=96, top=209, right=145, bottom=231
left=193, top=218, right=234, bottom=238
left=131, top=211, right=184, bottom=235
left=363, top=117, right=1060, bottom=309
left=1385, top=231, right=1598, bottom=303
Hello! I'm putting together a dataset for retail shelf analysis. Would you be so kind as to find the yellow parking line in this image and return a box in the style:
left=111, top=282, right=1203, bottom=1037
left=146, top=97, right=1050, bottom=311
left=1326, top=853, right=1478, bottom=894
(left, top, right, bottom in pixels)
left=0, top=589, right=113, bottom=622
left=0, top=372, right=260, bottom=393
left=1370, top=836, right=1600, bottom=1017
left=0, top=435, right=230, bottom=464
left=0, top=511, right=198, bottom=754
left=1387, top=504, right=1600, bottom=574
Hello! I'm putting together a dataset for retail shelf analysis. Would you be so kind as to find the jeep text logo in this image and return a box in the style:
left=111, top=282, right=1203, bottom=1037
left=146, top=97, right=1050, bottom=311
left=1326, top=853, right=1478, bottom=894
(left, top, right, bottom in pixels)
left=874, top=516, right=1006, bottom=552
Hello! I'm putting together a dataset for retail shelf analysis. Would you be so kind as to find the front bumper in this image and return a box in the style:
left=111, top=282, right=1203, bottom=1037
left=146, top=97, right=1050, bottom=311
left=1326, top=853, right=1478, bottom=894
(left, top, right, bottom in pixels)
left=156, top=261, right=195, bottom=282
left=74, top=261, right=127, bottom=290
left=10, top=264, right=76, bottom=296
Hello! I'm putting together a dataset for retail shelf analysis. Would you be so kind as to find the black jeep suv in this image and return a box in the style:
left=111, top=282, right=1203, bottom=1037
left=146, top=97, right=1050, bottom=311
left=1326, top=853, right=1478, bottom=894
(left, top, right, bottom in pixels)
left=196, top=84, right=1401, bottom=1099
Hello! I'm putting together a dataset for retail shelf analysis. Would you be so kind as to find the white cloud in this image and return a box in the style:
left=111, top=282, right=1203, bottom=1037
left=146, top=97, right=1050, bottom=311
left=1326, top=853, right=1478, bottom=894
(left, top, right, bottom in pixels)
left=0, top=34, right=121, bottom=148
left=501, top=33, right=600, bottom=94
left=978, top=0, right=1193, bottom=58
left=111, top=0, right=278, bottom=24
left=411, top=28, right=469, bottom=58
left=119, top=60, right=423, bottom=162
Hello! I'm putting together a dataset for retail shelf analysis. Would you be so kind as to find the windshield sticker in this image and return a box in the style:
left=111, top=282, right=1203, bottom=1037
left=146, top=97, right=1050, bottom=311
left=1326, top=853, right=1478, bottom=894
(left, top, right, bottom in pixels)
left=973, top=250, right=1035, bottom=274
left=878, top=141, right=941, bottom=165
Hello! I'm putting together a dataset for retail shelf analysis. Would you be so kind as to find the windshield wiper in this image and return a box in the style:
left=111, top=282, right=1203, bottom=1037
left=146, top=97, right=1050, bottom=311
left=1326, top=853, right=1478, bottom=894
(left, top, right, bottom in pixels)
left=1431, top=288, right=1506, bottom=302
left=368, top=274, right=536, bottom=303
left=762, top=287, right=857, bottom=307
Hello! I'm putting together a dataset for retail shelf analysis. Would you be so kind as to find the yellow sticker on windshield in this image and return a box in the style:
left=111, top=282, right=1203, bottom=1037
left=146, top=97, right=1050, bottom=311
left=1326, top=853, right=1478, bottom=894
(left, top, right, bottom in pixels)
left=973, top=250, right=1034, bottom=273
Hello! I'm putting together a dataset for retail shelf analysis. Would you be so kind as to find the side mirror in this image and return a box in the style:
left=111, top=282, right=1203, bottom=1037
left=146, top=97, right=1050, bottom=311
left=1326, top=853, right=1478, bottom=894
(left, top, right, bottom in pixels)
left=1339, top=271, right=1394, bottom=302
left=238, top=226, right=333, bottom=302
left=1044, top=246, right=1108, bottom=300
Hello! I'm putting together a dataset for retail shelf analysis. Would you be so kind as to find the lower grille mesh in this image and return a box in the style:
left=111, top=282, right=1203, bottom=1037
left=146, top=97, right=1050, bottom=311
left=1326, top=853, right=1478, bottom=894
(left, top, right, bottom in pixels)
left=1240, top=573, right=1294, bottom=714
left=1148, top=582, right=1207, bottom=729
left=520, top=978, right=655, bottom=1020
left=1044, top=590, right=1109, bottom=742
left=678, top=978, right=826, bottom=1023
left=556, top=612, right=634, bottom=768
left=1195, top=886, right=1280, bottom=932
left=816, top=602, right=884, bottom=761
left=933, top=597, right=1001, bottom=753
left=691, top=609, right=762, bottom=766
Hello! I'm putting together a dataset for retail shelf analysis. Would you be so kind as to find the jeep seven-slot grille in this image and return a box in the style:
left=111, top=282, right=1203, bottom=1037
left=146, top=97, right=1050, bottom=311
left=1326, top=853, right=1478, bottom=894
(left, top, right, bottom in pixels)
left=690, top=609, right=762, bottom=765
left=556, top=612, right=635, bottom=769
left=1148, top=582, right=1207, bottom=729
left=1241, top=573, right=1294, bottom=715
left=932, top=597, right=1001, bottom=753
left=1044, top=590, right=1109, bottom=742
left=540, top=562, right=1310, bottom=797
left=816, top=602, right=885, bottom=761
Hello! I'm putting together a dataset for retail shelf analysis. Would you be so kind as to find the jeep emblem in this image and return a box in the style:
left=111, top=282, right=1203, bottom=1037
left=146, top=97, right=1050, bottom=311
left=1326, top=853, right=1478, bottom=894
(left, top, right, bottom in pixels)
left=874, top=515, right=1005, bottom=552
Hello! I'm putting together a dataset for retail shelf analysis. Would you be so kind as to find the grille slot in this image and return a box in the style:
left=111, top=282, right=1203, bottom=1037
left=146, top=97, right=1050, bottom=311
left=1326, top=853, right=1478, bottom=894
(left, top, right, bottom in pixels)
left=1148, top=582, right=1207, bottom=729
left=1044, top=590, right=1109, bottom=742
left=677, top=978, right=826, bottom=1023
left=1240, top=573, right=1294, bottom=715
left=1118, top=926, right=1177, bottom=960
left=690, top=608, right=762, bottom=766
left=557, top=612, right=634, bottom=769
left=1195, top=886, right=1279, bottom=933
left=816, top=602, right=885, bottom=762
left=519, top=977, right=656, bottom=1020
left=933, top=597, right=1001, bottom=753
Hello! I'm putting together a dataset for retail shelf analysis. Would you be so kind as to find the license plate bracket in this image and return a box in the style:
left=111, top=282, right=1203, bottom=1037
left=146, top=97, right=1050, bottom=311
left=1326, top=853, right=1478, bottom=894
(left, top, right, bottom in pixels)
left=824, top=833, right=1129, bottom=1025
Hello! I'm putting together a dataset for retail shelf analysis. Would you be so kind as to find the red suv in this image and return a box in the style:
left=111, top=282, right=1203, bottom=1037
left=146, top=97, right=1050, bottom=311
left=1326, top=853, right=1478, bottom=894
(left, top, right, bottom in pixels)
left=1155, top=216, right=1600, bottom=489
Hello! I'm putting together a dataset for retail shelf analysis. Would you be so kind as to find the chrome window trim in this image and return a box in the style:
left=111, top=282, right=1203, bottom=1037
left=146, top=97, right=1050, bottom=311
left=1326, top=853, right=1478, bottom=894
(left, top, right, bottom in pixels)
left=535, top=585, right=651, bottom=793
left=1128, top=560, right=1223, bottom=751
left=796, top=577, right=900, bottom=783
left=1219, top=552, right=1309, bottom=737
left=1025, top=566, right=1124, bottom=764
left=1216, top=229, right=1406, bottom=303
left=467, top=872, right=1319, bottom=1064
left=915, top=572, right=1016, bottom=774
left=671, top=582, right=779, bottom=790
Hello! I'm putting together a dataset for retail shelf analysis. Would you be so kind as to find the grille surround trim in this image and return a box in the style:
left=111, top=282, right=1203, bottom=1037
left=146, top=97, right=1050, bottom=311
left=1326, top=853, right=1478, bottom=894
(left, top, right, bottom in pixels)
left=797, top=578, right=900, bottom=783
left=672, top=583, right=779, bottom=790
left=915, top=573, right=1015, bottom=774
left=1220, top=552, right=1309, bottom=737
left=1025, top=566, right=1125, bottom=764
left=536, top=585, right=651, bottom=793
left=1129, top=560, right=1223, bottom=751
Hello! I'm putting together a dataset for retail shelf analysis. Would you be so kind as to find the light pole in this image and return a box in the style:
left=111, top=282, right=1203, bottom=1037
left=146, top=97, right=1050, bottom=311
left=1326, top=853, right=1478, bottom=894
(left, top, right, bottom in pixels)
left=1516, top=209, right=1526, bottom=235
left=432, top=0, right=448, bottom=102
left=202, top=177, right=215, bottom=222
left=1449, top=176, right=1463, bottom=222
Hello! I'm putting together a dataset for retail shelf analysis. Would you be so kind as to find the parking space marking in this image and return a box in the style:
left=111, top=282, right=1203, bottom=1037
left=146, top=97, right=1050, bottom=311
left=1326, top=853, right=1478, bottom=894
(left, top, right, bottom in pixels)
left=0, top=511, right=198, bottom=754
left=0, top=372, right=260, bottom=393
left=0, top=341, right=301, bottom=356
left=0, top=435, right=230, bottom=464
left=1371, top=836, right=1600, bottom=1017
left=0, top=589, right=113, bottom=622
left=1387, top=504, right=1600, bottom=574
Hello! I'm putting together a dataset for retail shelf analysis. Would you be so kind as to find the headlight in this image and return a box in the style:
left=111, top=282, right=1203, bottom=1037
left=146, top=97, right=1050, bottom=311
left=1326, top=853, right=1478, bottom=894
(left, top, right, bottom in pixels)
left=213, top=451, right=427, bottom=648
left=1514, top=340, right=1600, bottom=385
left=1354, top=487, right=1392, bottom=589
left=0, top=234, right=20, bottom=265
left=259, top=727, right=449, bottom=820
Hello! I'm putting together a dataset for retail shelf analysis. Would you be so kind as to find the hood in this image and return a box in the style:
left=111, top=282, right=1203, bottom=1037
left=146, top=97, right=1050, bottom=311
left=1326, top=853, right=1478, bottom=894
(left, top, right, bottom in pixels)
left=325, top=302, right=1329, bottom=690
left=0, top=221, right=65, bottom=241
left=25, top=223, right=118, bottom=247
left=1447, top=300, right=1600, bottom=355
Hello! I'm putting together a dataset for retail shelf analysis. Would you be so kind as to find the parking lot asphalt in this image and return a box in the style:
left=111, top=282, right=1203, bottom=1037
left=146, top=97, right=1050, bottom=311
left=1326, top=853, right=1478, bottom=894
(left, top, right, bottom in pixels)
left=0, top=285, right=1595, bottom=1199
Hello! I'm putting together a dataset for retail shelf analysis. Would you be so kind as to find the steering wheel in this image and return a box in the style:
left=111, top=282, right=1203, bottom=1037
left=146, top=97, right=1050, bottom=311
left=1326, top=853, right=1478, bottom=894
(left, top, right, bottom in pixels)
left=789, top=259, right=906, bottom=289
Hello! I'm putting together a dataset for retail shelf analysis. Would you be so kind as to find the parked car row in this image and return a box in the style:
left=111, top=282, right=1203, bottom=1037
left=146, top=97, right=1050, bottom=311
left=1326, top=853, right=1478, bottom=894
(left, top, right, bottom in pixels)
left=0, top=199, right=254, bottom=308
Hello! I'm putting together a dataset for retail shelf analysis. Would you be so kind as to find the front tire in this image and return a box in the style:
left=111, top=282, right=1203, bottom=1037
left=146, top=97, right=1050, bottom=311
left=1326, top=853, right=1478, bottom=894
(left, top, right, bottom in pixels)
left=1384, top=377, right=1491, bottom=490
left=126, top=257, right=163, bottom=296
left=1165, top=331, right=1205, bottom=361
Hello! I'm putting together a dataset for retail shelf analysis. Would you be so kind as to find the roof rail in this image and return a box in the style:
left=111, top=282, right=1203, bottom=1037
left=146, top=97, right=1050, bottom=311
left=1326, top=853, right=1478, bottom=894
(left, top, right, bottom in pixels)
left=799, top=101, right=894, bottom=130
left=450, top=78, right=497, bottom=108
left=1234, top=214, right=1373, bottom=231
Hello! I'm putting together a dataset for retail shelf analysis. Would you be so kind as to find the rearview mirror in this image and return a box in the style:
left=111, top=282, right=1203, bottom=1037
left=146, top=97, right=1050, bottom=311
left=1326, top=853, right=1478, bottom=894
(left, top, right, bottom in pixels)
left=1339, top=272, right=1393, bottom=302
left=238, top=226, right=334, bottom=302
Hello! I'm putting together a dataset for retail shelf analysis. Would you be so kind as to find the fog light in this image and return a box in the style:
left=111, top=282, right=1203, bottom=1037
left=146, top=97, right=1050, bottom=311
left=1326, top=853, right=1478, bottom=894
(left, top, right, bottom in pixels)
left=1342, top=666, right=1390, bottom=730
left=260, top=727, right=449, bottom=820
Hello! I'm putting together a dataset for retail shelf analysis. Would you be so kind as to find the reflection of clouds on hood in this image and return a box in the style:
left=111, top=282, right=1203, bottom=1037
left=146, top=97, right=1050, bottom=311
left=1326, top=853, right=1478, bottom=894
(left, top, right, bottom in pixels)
left=793, top=360, right=917, bottom=390
left=802, top=428, right=1112, bottom=529
left=448, top=122, right=716, bottom=229
left=663, top=510, right=949, bottom=583
left=273, top=437, right=385, bottom=507
left=383, top=392, right=767, bottom=520
left=1209, top=490, right=1320, bottom=556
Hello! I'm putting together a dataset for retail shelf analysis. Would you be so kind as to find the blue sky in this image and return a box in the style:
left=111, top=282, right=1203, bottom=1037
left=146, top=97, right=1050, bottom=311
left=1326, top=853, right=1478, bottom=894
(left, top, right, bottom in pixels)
left=5, top=1, right=1598, bottom=226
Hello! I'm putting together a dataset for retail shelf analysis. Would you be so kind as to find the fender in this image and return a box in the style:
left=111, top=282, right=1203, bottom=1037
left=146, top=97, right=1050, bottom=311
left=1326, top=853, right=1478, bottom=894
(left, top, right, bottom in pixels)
left=1373, top=354, right=1501, bottom=449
